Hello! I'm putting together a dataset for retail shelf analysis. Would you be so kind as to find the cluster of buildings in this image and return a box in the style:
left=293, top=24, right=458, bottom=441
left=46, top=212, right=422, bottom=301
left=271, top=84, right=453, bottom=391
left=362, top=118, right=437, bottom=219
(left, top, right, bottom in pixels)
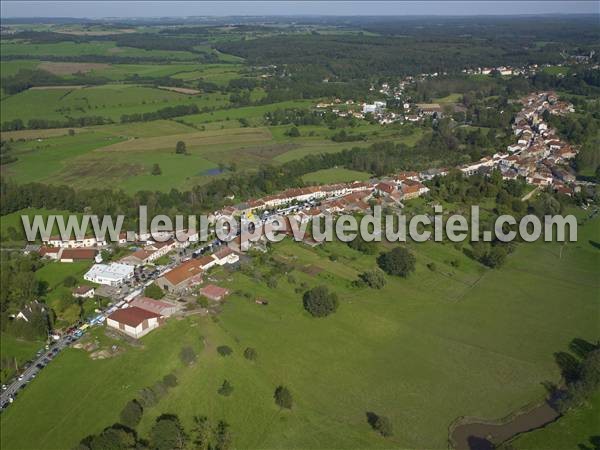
left=461, top=64, right=535, bottom=76
left=38, top=246, right=101, bottom=263
left=498, top=92, right=577, bottom=192
left=445, top=92, right=578, bottom=195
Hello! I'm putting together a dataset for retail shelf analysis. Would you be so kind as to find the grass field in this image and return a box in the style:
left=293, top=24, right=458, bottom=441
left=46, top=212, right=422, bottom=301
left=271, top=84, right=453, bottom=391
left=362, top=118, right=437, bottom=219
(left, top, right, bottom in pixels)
left=1, top=215, right=597, bottom=449
left=1, top=84, right=230, bottom=123
left=0, top=335, right=44, bottom=384
left=433, top=93, right=462, bottom=103
left=302, top=167, right=372, bottom=184
left=1, top=41, right=199, bottom=61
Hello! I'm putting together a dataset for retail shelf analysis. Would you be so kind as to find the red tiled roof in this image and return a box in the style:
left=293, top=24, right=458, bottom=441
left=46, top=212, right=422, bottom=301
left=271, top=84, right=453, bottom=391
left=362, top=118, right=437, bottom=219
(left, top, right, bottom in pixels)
left=196, top=255, right=215, bottom=268
left=162, top=259, right=203, bottom=286
left=108, top=306, right=161, bottom=327
left=39, top=246, right=60, bottom=256
left=130, top=249, right=155, bottom=261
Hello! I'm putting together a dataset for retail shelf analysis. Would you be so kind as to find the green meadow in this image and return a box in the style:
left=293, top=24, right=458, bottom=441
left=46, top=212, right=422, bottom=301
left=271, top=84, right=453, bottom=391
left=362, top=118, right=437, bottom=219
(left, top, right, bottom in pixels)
left=0, top=335, right=44, bottom=383
left=1, top=216, right=597, bottom=449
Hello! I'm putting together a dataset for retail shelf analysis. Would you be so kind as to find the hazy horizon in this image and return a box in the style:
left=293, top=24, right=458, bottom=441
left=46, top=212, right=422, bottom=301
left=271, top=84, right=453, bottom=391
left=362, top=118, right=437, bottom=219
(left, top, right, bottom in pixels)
left=1, top=1, right=599, bottom=19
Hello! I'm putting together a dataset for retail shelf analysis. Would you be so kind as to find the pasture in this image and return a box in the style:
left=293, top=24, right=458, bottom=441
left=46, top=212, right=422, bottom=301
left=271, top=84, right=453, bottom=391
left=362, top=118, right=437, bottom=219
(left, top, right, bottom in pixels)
left=1, top=216, right=597, bottom=449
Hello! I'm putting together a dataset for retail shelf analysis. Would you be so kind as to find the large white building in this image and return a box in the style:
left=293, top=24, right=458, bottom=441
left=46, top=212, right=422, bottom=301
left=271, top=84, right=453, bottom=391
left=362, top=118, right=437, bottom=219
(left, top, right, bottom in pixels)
left=84, top=263, right=134, bottom=286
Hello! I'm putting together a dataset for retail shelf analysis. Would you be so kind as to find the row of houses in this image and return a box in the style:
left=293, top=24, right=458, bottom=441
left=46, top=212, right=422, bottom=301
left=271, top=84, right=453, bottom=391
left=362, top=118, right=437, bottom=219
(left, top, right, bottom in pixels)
left=42, top=228, right=199, bottom=251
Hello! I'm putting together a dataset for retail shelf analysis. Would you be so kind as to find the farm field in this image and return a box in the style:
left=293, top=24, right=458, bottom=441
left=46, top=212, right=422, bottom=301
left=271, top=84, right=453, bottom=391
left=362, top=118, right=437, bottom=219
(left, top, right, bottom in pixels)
left=3, top=122, right=426, bottom=192
left=0, top=84, right=230, bottom=123
left=1, top=215, right=597, bottom=450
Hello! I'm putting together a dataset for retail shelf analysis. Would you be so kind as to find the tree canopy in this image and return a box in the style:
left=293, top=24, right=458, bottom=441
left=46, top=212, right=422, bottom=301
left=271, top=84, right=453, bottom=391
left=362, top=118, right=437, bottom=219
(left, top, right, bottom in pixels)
left=302, top=285, right=339, bottom=317
left=377, top=247, right=416, bottom=277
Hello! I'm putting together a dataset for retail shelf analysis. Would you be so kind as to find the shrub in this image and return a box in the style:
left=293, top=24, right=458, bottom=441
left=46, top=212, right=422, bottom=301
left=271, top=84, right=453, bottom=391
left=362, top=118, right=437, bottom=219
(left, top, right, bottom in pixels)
left=144, top=283, right=165, bottom=299
left=197, top=296, right=209, bottom=308
left=180, top=346, right=197, bottom=366
left=217, top=345, right=233, bottom=357
left=274, top=385, right=293, bottom=409
left=302, top=285, right=338, bottom=317
left=175, top=140, right=187, bottom=154
left=217, top=379, right=234, bottom=396
left=243, top=347, right=257, bottom=361
left=358, top=268, right=386, bottom=289
left=163, top=373, right=178, bottom=387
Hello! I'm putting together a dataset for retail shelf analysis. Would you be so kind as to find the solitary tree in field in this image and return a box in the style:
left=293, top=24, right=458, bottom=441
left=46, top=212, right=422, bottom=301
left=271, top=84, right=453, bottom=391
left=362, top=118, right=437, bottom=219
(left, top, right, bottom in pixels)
left=175, top=141, right=187, bottom=154
left=366, top=412, right=393, bottom=437
left=151, top=163, right=162, bottom=175
left=377, top=247, right=416, bottom=277
left=302, top=285, right=338, bottom=317
left=274, top=385, right=293, bottom=409
left=244, top=347, right=258, bottom=361
left=217, top=379, right=234, bottom=396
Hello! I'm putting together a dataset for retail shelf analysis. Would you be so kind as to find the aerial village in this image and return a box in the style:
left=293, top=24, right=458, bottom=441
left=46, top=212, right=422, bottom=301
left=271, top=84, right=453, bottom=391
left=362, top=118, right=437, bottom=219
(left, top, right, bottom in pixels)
left=30, top=91, right=579, bottom=341
left=315, top=61, right=585, bottom=125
